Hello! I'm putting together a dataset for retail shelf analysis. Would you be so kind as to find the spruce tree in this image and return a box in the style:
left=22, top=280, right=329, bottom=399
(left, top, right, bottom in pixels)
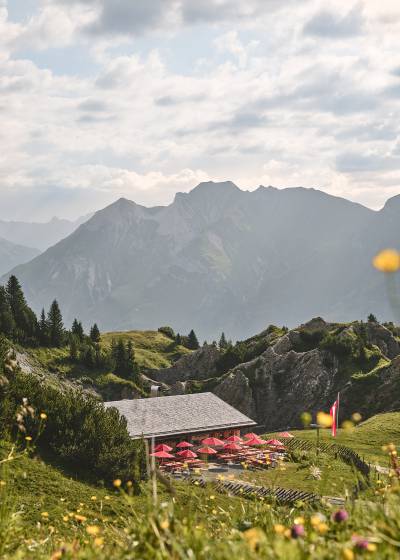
left=175, top=333, right=182, bottom=345
left=187, top=329, right=200, bottom=350
left=0, top=286, right=15, bottom=336
left=47, top=300, right=64, bottom=347
left=219, top=332, right=228, bottom=349
left=6, top=275, right=37, bottom=341
left=69, top=335, right=79, bottom=361
left=38, top=309, right=49, bottom=346
left=0, top=335, right=8, bottom=376
left=114, top=339, right=127, bottom=377
left=368, top=313, right=378, bottom=323
left=125, top=340, right=140, bottom=383
left=90, top=323, right=101, bottom=343
left=72, top=319, right=84, bottom=341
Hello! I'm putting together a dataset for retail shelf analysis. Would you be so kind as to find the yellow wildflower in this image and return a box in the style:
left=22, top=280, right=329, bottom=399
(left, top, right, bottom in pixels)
left=294, top=516, right=304, bottom=525
left=74, top=514, right=87, bottom=523
left=301, top=412, right=312, bottom=427
left=41, top=512, right=49, bottom=518
left=317, top=523, right=329, bottom=535
left=160, top=519, right=169, bottom=530
left=126, top=481, right=133, bottom=488
left=367, top=543, right=377, bottom=552
left=94, top=537, right=104, bottom=547
left=86, top=525, right=101, bottom=536
left=209, top=495, right=215, bottom=500
left=317, top=412, right=333, bottom=428
left=373, top=249, right=400, bottom=273
left=0, top=481, right=6, bottom=487
left=40, top=412, right=47, bottom=420
left=351, top=412, right=362, bottom=423
left=25, top=436, right=32, bottom=441
left=62, top=515, right=69, bottom=522
left=341, top=420, right=354, bottom=431
left=342, top=548, right=354, bottom=560
left=243, top=527, right=265, bottom=551
left=274, top=524, right=285, bottom=535
left=104, top=495, right=111, bottom=500
left=90, top=496, right=97, bottom=501
left=113, top=479, right=122, bottom=488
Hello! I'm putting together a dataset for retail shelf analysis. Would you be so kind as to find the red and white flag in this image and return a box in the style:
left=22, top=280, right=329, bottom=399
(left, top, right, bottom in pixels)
left=330, top=393, right=340, bottom=437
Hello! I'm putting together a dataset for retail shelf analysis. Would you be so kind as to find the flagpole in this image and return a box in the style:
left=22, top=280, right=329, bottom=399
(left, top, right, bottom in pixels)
left=336, top=392, right=340, bottom=431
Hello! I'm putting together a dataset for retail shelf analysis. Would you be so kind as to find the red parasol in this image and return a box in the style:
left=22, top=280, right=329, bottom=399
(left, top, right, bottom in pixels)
left=198, top=446, right=217, bottom=455
left=150, top=450, right=175, bottom=459
left=223, top=442, right=242, bottom=452
left=177, top=449, right=198, bottom=459
left=265, top=439, right=284, bottom=447
left=176, top=441, right=194, bottom=448
left=278, top=432, right=294, bottom=438
left=225, top=435, right=242, bottom=443
left=154, top=443, right=173, bottom=452
left=201, top=437, right=225, bottom=446
left=243, top=432, right=259, bottom=440
left=246, top=436, right=267, bottom=446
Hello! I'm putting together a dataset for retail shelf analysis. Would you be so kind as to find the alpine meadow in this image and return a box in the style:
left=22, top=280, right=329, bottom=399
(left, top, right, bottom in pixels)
left=1, top=1, right=400, bottom=559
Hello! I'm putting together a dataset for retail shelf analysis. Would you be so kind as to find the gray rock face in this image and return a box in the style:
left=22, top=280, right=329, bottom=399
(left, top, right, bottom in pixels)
left=149, top=345, right=221, bottom=385
left=2, top=181, right=400, bottom=339
left=365, top=322, right=400, bottom=359
left=214, top=345, right=336, bottom=430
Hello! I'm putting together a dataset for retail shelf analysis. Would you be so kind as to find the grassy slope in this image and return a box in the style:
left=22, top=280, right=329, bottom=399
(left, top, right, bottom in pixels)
left=268, top=412, right=400, bottom=467
left=101, top=330, right=191, bottom=369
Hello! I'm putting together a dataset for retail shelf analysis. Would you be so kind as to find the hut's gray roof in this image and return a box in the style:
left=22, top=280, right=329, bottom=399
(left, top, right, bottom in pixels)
left=104, top=392, right=256, bottom=439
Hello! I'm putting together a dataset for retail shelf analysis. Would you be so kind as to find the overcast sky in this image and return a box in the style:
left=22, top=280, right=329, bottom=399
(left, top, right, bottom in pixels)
left=1, top=0, right=400, bottom=221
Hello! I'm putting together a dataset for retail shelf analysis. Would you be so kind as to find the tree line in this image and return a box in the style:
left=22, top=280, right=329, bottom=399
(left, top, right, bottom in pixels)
left=0, top=276, right=141, bottom=385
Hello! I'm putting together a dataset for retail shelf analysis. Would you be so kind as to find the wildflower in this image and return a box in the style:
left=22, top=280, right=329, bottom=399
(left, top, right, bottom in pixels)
left=317, top=412, right=333, bottom=428
left=294, top=516, right=304, bottom=525
left=311, top=513, right=326, bottom=527
left=351, top=412, right=362, bottom=423
left=41, top=512, right=49, bottom=518
left=342, top=548, right=354, bottom=560
left=113, top=479, right=122, bottom=488
left=126, top=481, right=133, bottom=488
left=86, top=525, right=101, bottom=536
left=274, top=524, right=285, bottom=535
left=291, top=524, right=305, bottom=539
left=243, top=527, right=265, bottom=551
left=301, top=412, right=312, bottom=426
left=373, top=249, right=400, bottom=273
left=40, top=412, right=47, bottom=420
left=74, top=514, right=87, bottom=522
left=341, top=421, right=354, bottom=431
left=25, top=436, right=32, bottom=441
left=94, top=537, right=104, bottom=547
left=212, top=509, right=217, bottom=515
left=63, top=516, right=69, bottom=522
left=90, top=496, right=97, bottom=501
left=209, top=495, right=215, bottom=500
left=317, top=523, right=329, bottom=535
left=160, top=519, right=169, bottom=530
left=104, top=495, right=111, bottom=500
left=333, top=509, right=349, bottom=523
left=0, top=480, right=6, bottom=487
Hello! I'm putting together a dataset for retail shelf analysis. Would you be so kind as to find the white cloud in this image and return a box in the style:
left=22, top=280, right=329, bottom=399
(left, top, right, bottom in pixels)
left=0, top=0, right=400, bottom=219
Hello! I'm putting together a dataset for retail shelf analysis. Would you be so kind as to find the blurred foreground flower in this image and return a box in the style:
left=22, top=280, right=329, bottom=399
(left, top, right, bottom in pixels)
left=243, top=527, right=265, bottom=551
left=373, top=249, right=400, bottom=273
left=317, top=412, right=333, bottom=428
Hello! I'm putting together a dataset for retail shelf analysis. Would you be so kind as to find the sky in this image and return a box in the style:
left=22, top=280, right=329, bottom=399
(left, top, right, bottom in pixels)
left=1, top=0, right=400, bottom=221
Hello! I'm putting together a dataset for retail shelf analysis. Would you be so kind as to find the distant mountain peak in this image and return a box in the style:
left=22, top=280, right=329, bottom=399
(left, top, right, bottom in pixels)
left=382, top=194, right=400, bottom=213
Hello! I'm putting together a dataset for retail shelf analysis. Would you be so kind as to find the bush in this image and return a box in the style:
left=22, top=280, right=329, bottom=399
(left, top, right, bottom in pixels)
left=1, top=371, right=144, bottom=484
left=158, top=326, right=176, bottom=340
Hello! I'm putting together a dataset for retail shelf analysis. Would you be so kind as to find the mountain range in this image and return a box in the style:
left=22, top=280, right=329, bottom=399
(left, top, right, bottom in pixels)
left=0, top=214, right=90, bottom=252
left=2, top=181, right=400, bottom=339
left=0, top=237, right=40, bottom=276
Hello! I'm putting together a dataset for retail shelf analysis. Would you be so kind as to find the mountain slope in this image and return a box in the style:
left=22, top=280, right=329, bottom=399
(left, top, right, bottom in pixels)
left=0, top=237, right=40, bottom=275
left=0, top=214, right=91, bottom=251
left=2, top=181, right=400, bottom=339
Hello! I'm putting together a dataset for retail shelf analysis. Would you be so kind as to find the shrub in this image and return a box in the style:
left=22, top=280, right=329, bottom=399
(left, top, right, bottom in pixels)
left=158, top=326, right=176, bottom=339
left=1, top=371, right=144, bottom=483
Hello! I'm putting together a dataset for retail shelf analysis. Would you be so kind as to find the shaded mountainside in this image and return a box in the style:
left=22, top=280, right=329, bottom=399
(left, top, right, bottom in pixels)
left=149, top=318, right=400, bottom=430
left=3, top=181, right=400, bottom=340
left=0, top=237, right=40, bottom=276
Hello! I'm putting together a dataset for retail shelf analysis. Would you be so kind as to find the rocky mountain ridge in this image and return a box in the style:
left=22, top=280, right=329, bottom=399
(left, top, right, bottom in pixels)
left=149, top=318, right=400, bottom=430
left=2, top=181, right=400, bottom=339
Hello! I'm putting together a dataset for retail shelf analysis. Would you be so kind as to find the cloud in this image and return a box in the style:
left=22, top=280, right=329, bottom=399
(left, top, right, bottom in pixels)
left=303, top=5, right=364, bottom=38
left=78, top=99, right=109, bottom=112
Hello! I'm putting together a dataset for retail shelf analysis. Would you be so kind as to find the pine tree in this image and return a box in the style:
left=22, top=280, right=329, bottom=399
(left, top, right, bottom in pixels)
left=113, top=339, right=127, bottom=377
left=175, top=333, right=182, bottom=346
left=38, top=309, right=49, bottom=345
left=47, top=300, right=64, bottom=347
left=125, top=340, right=141, bottom=384
left=6, top=275, right=37, bottom=341
left=368, top=313, right=378, bottom=323
left=90, top=323, right=101, bottom=343
left=187, top=329, right=200, bottom=350
left=72, top=319, right=84, bottom=341
left=0, top=286, right=15, bottom=336
left=69, top=335, right=79, bottom=361
left=219, top=332, right=228, bottom=349
left=0, top=335, right=8, bottom=376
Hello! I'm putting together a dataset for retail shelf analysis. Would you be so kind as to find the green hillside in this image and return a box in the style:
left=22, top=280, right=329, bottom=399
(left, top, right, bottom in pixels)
left=101, top=330, right=191, bottom=369
left=270, top=412, right=400, bottom=466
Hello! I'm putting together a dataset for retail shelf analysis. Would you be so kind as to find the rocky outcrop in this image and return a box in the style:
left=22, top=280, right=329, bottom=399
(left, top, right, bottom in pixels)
left=215, top=345, right=337, bottom=430
left=149, top=345, right=221, bottom=385
left=365, top=322, right=400, bottom=359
